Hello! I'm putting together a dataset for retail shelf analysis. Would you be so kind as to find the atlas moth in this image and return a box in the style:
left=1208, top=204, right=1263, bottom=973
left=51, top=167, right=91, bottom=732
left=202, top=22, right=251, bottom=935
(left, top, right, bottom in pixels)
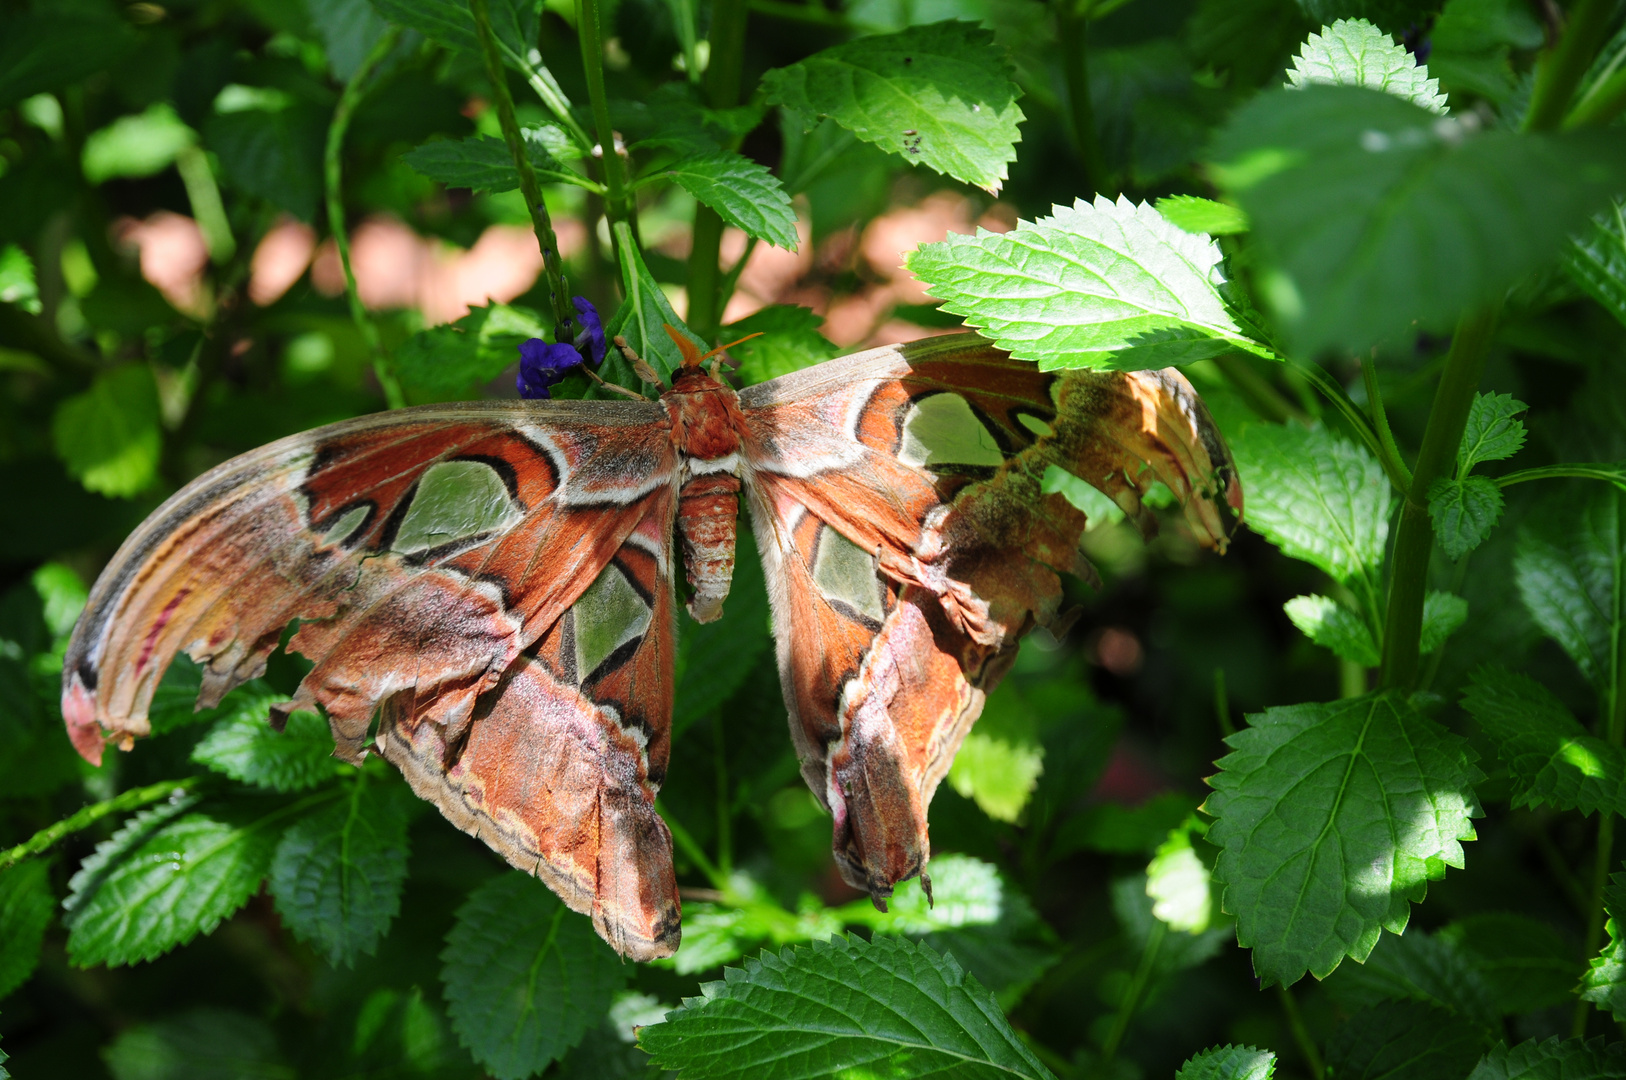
left=61, top=299, right=1241, bottom=960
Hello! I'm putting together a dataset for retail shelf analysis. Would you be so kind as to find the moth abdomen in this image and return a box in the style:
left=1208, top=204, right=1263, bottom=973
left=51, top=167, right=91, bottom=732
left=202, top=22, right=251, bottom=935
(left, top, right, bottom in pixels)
left=676, top=471, right=740, bottom=623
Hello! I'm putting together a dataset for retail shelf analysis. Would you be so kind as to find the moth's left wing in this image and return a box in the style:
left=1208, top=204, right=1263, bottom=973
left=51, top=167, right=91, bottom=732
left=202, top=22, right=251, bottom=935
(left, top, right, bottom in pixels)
left=737, top=333, right=1240, bottom=902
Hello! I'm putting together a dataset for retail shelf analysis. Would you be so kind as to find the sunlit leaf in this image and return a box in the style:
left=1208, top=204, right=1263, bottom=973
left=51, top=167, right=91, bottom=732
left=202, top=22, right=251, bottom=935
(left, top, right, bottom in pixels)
left=1176, top=1045, right=1276, bottom=1080
left=1286, top=18, right=1449, bottom=113
left=1284, top=594, right=1379, bottom=666
left=191, top=700, right=345, bottom=792
left=1582, top=873, right=1626, bottom=1022
left=401, top=133, right=593, bottom=192
left=81, top=104, right=196, bottom=184
left=723, top=305, right=839, bottom=385
left=51, top=365, right=163, bottom=498
left=1156, top=195, right=1249, bottom=236
left=659, top=152, right=798, bottom=249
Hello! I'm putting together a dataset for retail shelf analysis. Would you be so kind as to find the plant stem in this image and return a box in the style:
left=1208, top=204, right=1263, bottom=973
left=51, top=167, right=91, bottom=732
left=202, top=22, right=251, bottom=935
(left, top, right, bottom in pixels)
left=326, top=26, right=405, bottom=409
left=1214, top=353, right=1308, bottom=425
left=1277, top=983, right=1326, bottom=1080
left=1525, top=0, right=1615, bottom=132
left=0, top=776, right=204, bottom=871
left=1567, top=67, right=1626, bottom=128
left=1380, top=303, right=1501, bottom=689
left=1100, top=920, right=1164, bottom=1062
left=1292, top=357, right=1412, bottom=493
left=1213, top=667, right=1235, bottom=738
left=1498, top=463, right=1626, bottom=490
left=686, top=0, right=750, bottom=340
left=1361, top=357, right=1413, bottom=491
left=659, top=801, right=728, bottom=891
left=1056, top=0, right=1110, bottom=197
left=575, top=0, right=633, bottom=241
left=471, top=0, right=576, bottom=339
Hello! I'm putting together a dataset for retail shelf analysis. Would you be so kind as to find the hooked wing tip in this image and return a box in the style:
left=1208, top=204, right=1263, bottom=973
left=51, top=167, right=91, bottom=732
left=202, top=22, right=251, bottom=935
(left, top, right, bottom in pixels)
left=63, top=677, right=105, bottom=766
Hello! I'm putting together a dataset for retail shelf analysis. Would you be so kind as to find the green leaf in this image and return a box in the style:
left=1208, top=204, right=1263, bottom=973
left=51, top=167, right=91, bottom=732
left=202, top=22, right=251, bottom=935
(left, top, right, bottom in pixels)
left=396, top=301, right=551, bottom=399
left=268, top=776, right=410, bottom=968
left=1147, top=817, right=1215, bottom=933
left=603, top=222, right=706, bottom=386
left=658, top=152, right=798, bottom=249
left=1566, top=200, right=1626, bottom=330
left=205, top=106, right=325, bottom=223
left=65, top=797, right=296, bottom=967
left=1230, top=423, right=1390, bottom=585
left=907, top=196, right=1260, bottom=371
left=638, top=934, right=1056, bottom=1080
left=1156, top=195, right=1250, bottom=236
left=1513, top=486, right=1623, bottom=688
left=1324, top=927, right=1498, bottom=1028
left=1284, top=594, right=1379, bottom=666
left=82, top=104, right=197, bottom=184
left=1204, top=692, right=1481, bottom=985
left=370, top=0, right=538, bottom=63
left=0, top=860, right=52, bottom=999
left=1460, top=665, right=1626, bottom=817
left=0, top=244, right=40, bottom=314
left=441, top=872, right=627, bottom=1080
left=102, top=1007, right=294, bottom=1080
left=1466, top=1038, right=1626, bottom=1080
left=1458, top=392, right=1528, bottom=472
left=1325, top=1002, right=1486, bottom=1080
left=401, top=133, right=595, bottom=193
left=1208, top=85, right=1626, bottom=355
left=32, top=562, right=87, bottom=640
left=723, top=306, right=840, bottom=385
left=1286, top=19, right=1449, bottom=113
left=0, top=10, right=136, bottom=110
left=947, top=681, right=1044, bottom=822
left=192, top=700, right=345, bottom=792
left=1582, top=873, right=1626, bottom=1022
left=1427, top=0, right=1543, bottom=105
left=1111, top=873, right=1231, bottom=973
left=1429, top=476, right=1504, bottom=560
left=1420, top=591, right=1469, bottom=654
left=1442, top=913, right=1583, bottom=1015
left=309, top=0, right=392, bottom=81
left=52, top=365, right=163, bottom=498
left=761, top=21, right=1025, bottom=193
left=1176, top=1045, right=1276, bottom=1080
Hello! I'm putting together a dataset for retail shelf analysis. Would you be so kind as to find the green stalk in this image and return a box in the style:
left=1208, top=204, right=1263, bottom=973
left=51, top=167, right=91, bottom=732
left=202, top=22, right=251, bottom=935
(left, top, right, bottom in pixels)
left=326, top=26, right=405, bottom=409
left=1361, top=358, right=1413, bottom=492
left=472, top=0, right=576, bottom=338
left=1213, top=354, right=1308, bottom=425
left=1525, top=0, right=1615, bottom=132
left=1379, top=303, right=1501, bottom=689
left=1277, top=983, right=1326, bottom=1080
left=1291, top=357, right=1412, bottom=493
left=0, top=776, right=204, bottom=870
left=1056, top=0, right=1109, bottom=197
left=576, top=0, right=633, bottom=235
left=1498, top=463, right=1626, bottom=490
left=659, top=801, right=728, bottom=891
left=175, top=146, right=234, bottom=264
left=687, top=0, right=751, bottom=341
left=1100, top=920, right=1165, bottom=1061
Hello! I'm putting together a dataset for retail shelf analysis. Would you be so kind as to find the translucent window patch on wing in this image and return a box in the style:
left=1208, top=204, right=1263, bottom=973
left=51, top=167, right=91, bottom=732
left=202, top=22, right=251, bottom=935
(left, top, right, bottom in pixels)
left=320, top=504, right=370, bottom=547
left=896, top=392, right=1005, bottom=469
left=811, top=525, right=884, bottom=624
left=573, top=561, right=653, bottom=682
left=391, top=460, right=522, bottom=555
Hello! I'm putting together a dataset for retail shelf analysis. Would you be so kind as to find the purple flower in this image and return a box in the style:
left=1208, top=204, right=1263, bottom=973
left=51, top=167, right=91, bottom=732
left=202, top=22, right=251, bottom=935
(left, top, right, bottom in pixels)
left=517, top=338, right=582, bottom=399
left=572, top=296, right=606, bottom=364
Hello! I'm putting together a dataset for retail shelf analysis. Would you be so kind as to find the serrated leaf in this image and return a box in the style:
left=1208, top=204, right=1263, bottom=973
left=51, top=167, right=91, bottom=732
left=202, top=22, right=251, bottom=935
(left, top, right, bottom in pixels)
left=603, top=222, right=706, bottom=388
left=761, top=21, right=1024, bottom=193
left=1176, top=1045, right=1276, bottom=1080
left=1460, top=665, right=1626, bottom=816
left=401, top=133, right=593, bottom=192
left=309, top=0, right=391, bottom=81
left=907, top=195, right=1261, bottom=371
left=1147, top=819, right=1214, bottom=933
left=1325, top=1002, right=1485, bottom=1080
left=1459, top=392, right=1528, bottom=472
left=396, top=301, right=551, bottom=399
left=947, top=682, right=1043, bottom=822
left=1204, top=692, right=1481, bottom=985
left=0, top=861, right=52, bottom=999
left=1514, top=486, right=1624, bottom=689
left=369, top=0, right=537, bottom=64
left=1442, top=913, right=1582, bottom=1015
left=1566, top=200, right=1626, bottom=330
left=1324, top=927, right=1498, bottom=1029
left=51, top=365, right=162, bottom=498
left=65, top=796, right=304, bottom=967
left=1421, top=591, right=1469, bottom=654
left=1156, top=195, right=1250, bottom=236
left=1466, top=1037, right=1626, bottom=1080
left=1285, top=594, right=1380, bottom=666
left=102, top=1007, right=293, bottom=1080
left=441, top=872, right=627, bottom=1080
left=1287, top=19, right=1449, bottom=113
left=205, top=106, right=325, bottom=223
left=269, top=777, right=410, bottom=968
left=192, top=700, right=345, bottom=792
left=1230, top=423, right=1390, bottom=585
left=1429, top=476, right=1504, bottom=560
left=638, top=935, right=1056, bottom=1080
left=1582, top=872, right=1626, bottom=1022
left=723, top=306, right=839, bottom=385
left=659, top=152, right=798, bottom=249
left=1208, top=85, right=1626, bottom=355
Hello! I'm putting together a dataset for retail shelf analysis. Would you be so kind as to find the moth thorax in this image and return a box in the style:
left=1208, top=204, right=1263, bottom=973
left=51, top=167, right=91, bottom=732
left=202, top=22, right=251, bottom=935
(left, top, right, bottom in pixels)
left=676, top=472, right=740, bottom=624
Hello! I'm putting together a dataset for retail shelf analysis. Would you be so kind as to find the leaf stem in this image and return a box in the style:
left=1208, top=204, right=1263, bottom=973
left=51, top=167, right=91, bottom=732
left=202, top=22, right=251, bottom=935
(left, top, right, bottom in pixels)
left=1291, top=357, right=1412, bottom=493
left=1380, top=302, right=1501, bottom=689
left=1360, top=357, right=1413, bottom=491
left=686, top=0, right=751, bottom=340
left=471, top=0, right=577, bottom=339
left=1213, top=353, right=1308, bottom=425
left=1277, top=982, right=1326, bottom=1080
left=0, top=776, right=204, bottom=871
left=575, top=0, right=634, bottom=240
left=1525, top=0, right=1616, bottom=132
left=659, top=802, right=728, bottom=891
left=1497, top=463, right=1626, bottom=490
left=1213, top=667, right=1235, bottom=738
left=1100, top=920, right=1164, bottom=1061
left=325, top=26, right=406, bottom=409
